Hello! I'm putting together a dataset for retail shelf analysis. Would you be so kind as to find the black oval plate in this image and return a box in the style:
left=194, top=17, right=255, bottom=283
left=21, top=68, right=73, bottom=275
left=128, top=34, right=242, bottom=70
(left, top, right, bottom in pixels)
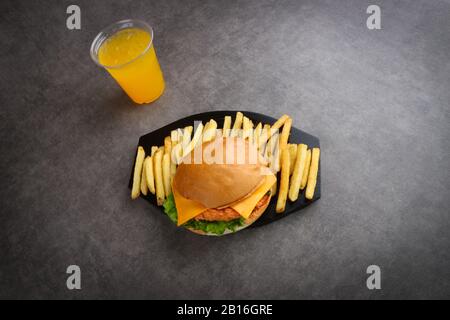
left=129, top=111, right=320, bottom=228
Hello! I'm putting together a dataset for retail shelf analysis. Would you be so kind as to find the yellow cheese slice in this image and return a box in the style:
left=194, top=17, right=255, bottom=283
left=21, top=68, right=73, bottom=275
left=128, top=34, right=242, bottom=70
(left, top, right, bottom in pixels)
left=172, top=186, right=207, bottom=226
left=173, top=173, right=276, bottom=226
left=231, top=173, right=276, bottom=219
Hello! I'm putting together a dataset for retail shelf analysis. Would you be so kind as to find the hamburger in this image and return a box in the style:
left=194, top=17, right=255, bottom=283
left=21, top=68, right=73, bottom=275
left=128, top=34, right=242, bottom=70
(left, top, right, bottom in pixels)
left=163, top=136, right=276, bottom=235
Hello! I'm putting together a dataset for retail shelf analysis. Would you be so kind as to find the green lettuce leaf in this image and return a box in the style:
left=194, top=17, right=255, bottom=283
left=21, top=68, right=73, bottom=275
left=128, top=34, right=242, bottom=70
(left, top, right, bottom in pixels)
left=163, top=194, right=245, bottom=235
left=162, top=193, right=178, bottom=224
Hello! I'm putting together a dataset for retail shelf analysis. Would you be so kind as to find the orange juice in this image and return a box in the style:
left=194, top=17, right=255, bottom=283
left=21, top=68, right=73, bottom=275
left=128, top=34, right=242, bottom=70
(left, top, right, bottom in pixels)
left=98, top=27, right=165, bottom=104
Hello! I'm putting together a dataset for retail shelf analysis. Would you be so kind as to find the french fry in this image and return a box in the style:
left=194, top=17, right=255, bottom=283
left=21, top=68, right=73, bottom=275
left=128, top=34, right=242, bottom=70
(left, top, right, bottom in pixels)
left=242, top=116, right=252, bottom=141
left=164, top=137, right=172, bottom=162
left=288, top=144, right=307, bottom=202
left=203, top=119, right=217, bottom=142
left=268, top=135, right=281, bottom=195
left=279, top=117, right=292, bottom=152
left=259, top=114, right=289, bottom=148
left=140, top=161, right=148, bottom=196
left=242, top=116, right=248, bottom=138
left=172, top=143, right=183, bottom=164
left=170, top=130, right=179, bottom=168
left=151, top=146, right=158, bottom=157
left=170, top=163, right=177, bottom=182
left=230, top=112, right=243, bottom=137
left=181, top=126, right=193, bottom=156
left=300, top=149, right=311, bottom=190
left=172, top=128, right=184, bottom=164
left=170, top=158, right=177, bottom=182
left=305, top=148, right=320, bottom=200
left=270, top=177, right=277, bottom=196
left=288, top=144, right=297, bottom=175
left=263, top=136, right=271, bottom=160
left=269, top=157, right=278, bottom=196
left=203, top=121, right=210, bottom=141
left=210, top=119, right=218, bottom=139
left=273, top=137, right=281, bottom=172
left=163, top=136, right=176, bottom=182
left=265, top=131, right=278, bottom=158
left=276, top=148, right=290, bottom=213
left=164, top=136, right=172, bottom=155
left=253, top=122, right=262, bottom=149
left=250, top=120, right=254, bottom=139
left=259, top=124, right=271, bottom=155
left=153, top=150, right=165, bottom=205
left=170, top=130, right=179, bottom=144
left=222, top=116, right=231, bottom=137
left=131, top=146, right=145, bottom=199
left=183, top=126, right=193, bottom=145
left=259, top=126, right=269, bottom=151
left=162, top=153, right=171, bottom=197
left=183, top=123, right=204, bottom=157
left=265, top=133, right=280, bottom=172
left=144, top=156, right=155, bottom=194
left=192, top=123, right=204, bottom=147
left=271, top=114, right=290, bottom=134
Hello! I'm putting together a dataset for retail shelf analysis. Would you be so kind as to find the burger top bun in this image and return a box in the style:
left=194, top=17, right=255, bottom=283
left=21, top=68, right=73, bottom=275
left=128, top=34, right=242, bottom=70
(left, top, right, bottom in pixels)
left=173, top=137, right=265, bottom=209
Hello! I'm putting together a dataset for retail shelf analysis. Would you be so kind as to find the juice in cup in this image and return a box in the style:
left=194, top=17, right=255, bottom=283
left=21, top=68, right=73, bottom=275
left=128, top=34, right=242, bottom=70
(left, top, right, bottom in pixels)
left=90, top=20, right=165, bottom=104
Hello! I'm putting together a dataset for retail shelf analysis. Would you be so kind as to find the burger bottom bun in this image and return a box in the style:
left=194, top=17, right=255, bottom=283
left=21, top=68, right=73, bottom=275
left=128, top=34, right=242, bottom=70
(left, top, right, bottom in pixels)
left=186, top=194, right=271, bottom=236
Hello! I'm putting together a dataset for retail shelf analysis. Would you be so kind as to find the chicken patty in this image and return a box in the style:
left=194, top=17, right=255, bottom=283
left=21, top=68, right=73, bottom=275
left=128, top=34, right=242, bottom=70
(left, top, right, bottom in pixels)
left=195, top=194, right=270, bottom=222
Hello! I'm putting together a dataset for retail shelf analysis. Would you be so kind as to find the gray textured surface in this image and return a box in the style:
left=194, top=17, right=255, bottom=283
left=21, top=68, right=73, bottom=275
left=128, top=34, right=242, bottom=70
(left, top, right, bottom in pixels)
left=1, top=0, right=449, bottom=299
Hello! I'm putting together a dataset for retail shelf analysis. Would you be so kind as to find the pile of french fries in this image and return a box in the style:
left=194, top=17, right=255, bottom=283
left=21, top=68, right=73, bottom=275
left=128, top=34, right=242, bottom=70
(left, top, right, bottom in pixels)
left=131, top=112, right=320, bottom=213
